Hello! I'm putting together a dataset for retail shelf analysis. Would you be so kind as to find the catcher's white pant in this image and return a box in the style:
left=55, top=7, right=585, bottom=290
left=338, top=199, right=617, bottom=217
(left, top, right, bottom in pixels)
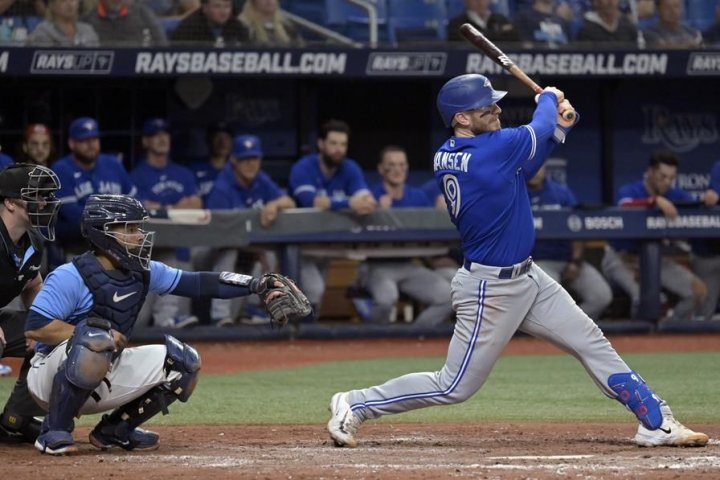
left=28, top=341, right=180, bottom=415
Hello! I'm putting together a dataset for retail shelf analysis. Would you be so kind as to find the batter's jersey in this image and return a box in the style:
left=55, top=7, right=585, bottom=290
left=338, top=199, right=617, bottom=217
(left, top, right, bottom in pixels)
left=130, top=160, right=199, bottom=206
left=26, top=260, right=183, bottom=355
left=0, top=219, right=43, bottom=307
left=289, top=154, right=370, bottom=210
left=370, top=182, right=433, bottom=208
left=528, top=177, right=578, bottom=261
left=52, top=155, right=137, bottom=243
left=433, top=93, right=561, bottom=267
left=205, top=166, right=283, bottom=209
left=612, top=180, right=694, bottom=254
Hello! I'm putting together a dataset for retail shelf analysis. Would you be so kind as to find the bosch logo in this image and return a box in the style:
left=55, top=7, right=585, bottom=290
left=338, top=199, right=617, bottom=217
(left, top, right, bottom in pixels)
left=567, top=215, right=583, bottom=232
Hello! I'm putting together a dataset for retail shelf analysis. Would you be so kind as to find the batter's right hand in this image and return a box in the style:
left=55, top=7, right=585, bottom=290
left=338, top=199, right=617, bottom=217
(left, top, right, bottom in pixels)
left=542, top=87, right=565, bottom=104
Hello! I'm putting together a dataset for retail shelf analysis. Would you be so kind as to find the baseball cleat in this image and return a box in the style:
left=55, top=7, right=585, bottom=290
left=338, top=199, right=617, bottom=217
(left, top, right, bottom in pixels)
left=634, top=403, right=709, bottom=447
left=327, top=392, right=361, bottom=448
left=89, top=415, right=160, bottom=451
left=35, top=430, right=77, bottom=455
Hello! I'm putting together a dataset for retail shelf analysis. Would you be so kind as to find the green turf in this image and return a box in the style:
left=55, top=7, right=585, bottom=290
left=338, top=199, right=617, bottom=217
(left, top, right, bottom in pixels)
left=1, top=351, right=717, bottom=426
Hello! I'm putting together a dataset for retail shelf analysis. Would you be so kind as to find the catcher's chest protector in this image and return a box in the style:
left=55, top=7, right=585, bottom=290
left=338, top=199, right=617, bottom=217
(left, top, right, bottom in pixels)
left=73, top=252, right=149, bottom=337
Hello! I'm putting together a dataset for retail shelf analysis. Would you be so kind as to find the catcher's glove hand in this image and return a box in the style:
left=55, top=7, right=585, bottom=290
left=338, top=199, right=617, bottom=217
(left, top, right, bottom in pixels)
left=250, top=273, right=313, bottom=326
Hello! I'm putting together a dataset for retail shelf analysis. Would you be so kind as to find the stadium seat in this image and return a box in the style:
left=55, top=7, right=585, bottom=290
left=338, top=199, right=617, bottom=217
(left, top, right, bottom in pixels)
left=685, top=0, right=718, bottom=32
left=325, top=0, right=394, bottom=44
left=389, top=0, right=449, bottom=42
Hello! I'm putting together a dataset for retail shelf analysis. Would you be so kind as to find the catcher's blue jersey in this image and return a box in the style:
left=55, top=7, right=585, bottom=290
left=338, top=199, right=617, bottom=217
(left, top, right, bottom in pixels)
left=130, top=160, right=199, bottom=206
left=26, top=260, right=182, bottom=354
left=433, top=93, right=561, bottom=267
left=289, top=154, right=370, bottom=210
left=206, top=166, right=283, bottom=209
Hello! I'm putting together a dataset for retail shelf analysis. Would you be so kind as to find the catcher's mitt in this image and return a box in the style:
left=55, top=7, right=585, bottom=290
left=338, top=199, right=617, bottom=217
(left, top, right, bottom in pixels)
left=251, top=273, right=313, bottom=326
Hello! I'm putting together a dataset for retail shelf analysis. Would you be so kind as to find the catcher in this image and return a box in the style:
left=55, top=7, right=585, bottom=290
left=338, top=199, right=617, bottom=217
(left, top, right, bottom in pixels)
left=25, top=194, right=311, bottom=455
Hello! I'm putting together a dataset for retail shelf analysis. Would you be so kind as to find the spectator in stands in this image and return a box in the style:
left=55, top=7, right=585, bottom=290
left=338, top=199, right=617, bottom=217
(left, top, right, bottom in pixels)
left=527, top=166, right=613, bottom=319
left=642, top=0, right=702, bottom=48
left=27, top=0, right=99, bottom=46
left=514, top=0, right=572, bottom=47
left=83, top=0, right=167, bottom=46
left=447, top=0, right=519, bottom=43
left=239, top=0, right=304, bottom=47
left=204, top=134, right=295, bottom=326
left=52, top=117, right=136, bottom=251
left=190, top=121, right=233, bottom=202
left=17, top=123, right=55, bottom=166
left=361, top=145, right=453, bottom=326
left=574, top=0, right=639, bottom=46
left=689, top=160, right=720, bottom=321
left=130, top=118, right=202, bottom=329
left=635, top=0, right=657, bottom=30
left=171, top=0, right=250, bottom=47
left=601, top=149, right=706, bottom=323
left=703, top=3, right=720, bottom=47
left=289, top=119, right=377, bottom=314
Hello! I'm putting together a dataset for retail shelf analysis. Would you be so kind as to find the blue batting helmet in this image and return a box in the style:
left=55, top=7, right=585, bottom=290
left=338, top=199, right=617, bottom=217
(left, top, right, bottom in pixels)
left=436, top=74, right=507, bottom=127
left=81, top=194, right=154, bottom=271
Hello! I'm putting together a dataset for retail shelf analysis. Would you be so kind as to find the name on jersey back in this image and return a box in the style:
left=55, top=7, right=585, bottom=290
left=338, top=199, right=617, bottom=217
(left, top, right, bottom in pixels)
left=433, top=151, right=471, bottom=173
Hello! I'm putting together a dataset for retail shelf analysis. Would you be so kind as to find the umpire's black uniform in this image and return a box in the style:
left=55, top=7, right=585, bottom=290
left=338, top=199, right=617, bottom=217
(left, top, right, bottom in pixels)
left=0, top=218, right=46, bottom=442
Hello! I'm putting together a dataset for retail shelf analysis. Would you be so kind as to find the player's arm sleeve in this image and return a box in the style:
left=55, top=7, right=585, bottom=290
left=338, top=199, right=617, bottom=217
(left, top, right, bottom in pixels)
left=331, top=162, right=370, bottom=210
left=289, top=167, right=318, bottom=207
left=171, top=271, right=253, bottom=298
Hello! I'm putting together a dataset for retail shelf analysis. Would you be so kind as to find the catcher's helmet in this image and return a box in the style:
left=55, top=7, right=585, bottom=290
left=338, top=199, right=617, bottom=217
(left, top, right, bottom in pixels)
left=0, top=163, right=61, bottom=240
left=81, top=194, right=154, bottom=271
left=436, top=74, right=507, bottom=128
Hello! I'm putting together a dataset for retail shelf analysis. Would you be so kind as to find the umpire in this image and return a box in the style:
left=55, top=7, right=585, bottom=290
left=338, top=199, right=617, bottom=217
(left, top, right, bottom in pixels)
left=0, top=163, right=61, bottom=443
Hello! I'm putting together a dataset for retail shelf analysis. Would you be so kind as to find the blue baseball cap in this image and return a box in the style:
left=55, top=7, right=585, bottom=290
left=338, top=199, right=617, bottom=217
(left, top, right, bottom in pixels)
left=143, top=118, right=170, bottom=137
left=69, top=117, right=100, bottom=140
left=436, top=74, right=507, bottom=127
left=232, top=134, right=262, bottom=159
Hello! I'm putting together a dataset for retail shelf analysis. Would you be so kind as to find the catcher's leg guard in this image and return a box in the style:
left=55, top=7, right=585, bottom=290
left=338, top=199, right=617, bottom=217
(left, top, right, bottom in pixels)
left=608, top=371, right=663, bottom=430
left=46, top=320, right=115, bottom=432
left=101, top=336, right=200, bottom=434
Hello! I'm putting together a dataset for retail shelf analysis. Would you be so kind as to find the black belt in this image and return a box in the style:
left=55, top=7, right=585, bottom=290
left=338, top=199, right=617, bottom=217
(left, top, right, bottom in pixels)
left=463, top=257, right=533, bottom=279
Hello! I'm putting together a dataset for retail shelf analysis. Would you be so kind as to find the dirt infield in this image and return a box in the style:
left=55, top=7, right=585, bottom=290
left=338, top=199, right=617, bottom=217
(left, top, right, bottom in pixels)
left=2, top=333, right=719, bottom=479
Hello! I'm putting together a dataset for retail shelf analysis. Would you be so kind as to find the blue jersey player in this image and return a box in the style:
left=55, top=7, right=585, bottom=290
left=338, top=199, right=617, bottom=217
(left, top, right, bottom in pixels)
left=52, top=117, right=136, bottom=246
left=25, top=194, right=293, bottom=455
left=289, top=119, right=376, bottom=309
left=327, top=74, right=708, bottom=449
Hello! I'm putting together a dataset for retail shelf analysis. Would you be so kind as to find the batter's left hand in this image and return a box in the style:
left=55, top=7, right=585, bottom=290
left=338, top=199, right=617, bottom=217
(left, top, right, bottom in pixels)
left=557, top=99, right=576, bottom=128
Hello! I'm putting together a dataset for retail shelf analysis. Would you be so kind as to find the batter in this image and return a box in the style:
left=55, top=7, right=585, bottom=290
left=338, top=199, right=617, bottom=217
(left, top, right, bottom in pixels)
left=327, top=74, right=709, bottom=449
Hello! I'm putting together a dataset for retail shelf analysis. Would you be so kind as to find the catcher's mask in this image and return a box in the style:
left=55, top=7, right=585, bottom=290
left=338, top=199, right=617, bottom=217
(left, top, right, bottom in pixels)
left=81, top=194, right=155, bottom=271
left=0, top=163, right=61, bottom=240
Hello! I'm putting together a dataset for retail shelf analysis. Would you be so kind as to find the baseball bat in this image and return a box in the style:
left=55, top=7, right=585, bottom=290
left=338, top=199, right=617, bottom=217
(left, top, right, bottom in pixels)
left=459, top=23, right=575, bottom=122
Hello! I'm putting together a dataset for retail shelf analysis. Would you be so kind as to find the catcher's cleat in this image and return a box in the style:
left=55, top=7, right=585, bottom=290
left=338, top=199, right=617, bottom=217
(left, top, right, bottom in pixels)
left=634, top=403, right=709, bottom=447
left=35, top=430, right=77, bottom=455
left=327, top=392, right=361, bottom=448
left=89, top=415, right=160, bottom=451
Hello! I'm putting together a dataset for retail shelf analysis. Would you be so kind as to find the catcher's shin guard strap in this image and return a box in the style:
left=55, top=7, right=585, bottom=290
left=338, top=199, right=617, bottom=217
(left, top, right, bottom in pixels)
left=608, top=371, right=663, bottom=430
